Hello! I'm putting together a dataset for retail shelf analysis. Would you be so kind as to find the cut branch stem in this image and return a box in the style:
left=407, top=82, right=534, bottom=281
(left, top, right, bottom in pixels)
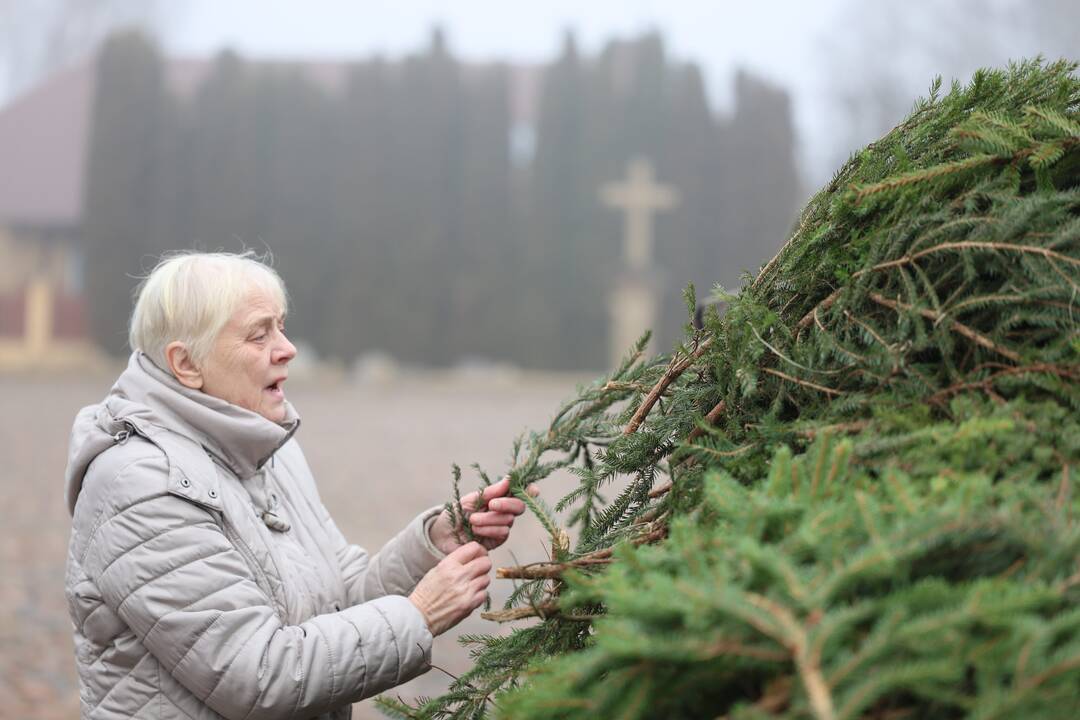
left=763, top=367, right=843, bottom=396
left=481, top=603, right=559, bottom=623
left=624, top=338, right=713, bottom=434
left=868, top=292, right=1021, bottom=362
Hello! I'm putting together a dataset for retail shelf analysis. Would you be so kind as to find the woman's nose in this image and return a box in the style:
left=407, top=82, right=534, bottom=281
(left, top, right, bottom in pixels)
left=274, top=332, right=297, bottom=363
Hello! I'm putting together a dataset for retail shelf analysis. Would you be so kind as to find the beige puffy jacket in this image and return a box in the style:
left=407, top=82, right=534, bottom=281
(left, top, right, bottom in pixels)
left=64, top=353, right=444, bottom=719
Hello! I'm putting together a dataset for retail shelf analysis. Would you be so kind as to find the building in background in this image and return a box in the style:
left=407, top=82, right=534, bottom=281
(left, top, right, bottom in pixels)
left=0, top=63, right=100, bottom=370
left=0, top=31, right=799, bottom=372
left=0, top=50, right=543, bottom=371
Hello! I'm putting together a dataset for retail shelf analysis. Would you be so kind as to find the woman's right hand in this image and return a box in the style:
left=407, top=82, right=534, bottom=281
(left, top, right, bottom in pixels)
left=408, top=541, right=492, bottom=636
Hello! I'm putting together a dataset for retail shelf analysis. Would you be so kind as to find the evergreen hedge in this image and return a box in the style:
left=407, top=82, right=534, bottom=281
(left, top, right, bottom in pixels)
left=381, top=58, right=1080, bottom=720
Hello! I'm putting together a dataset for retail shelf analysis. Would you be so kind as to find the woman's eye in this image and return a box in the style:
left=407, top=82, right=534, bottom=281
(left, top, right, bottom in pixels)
left=252, top=333, right=267, bottom=342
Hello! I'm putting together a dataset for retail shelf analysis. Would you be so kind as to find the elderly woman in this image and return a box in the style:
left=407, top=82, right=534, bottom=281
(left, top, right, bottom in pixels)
left=64, top=252, right=529, bottom=719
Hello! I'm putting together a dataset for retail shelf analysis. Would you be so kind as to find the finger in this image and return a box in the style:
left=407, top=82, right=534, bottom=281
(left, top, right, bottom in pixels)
left=481, top=477, right=511, bottom=502
left=458, top=488, right=482, bottom=512
left=470, top=524, right=507, bottom=539
left=487, top=497, right=527, bottom=515
left=463, top=561, right=492, bottom=581
left=447, top=540, right=486, bottom=563
left=471, top=591, right=488, bottom=609
left=466, top=555, right=493, bottom=574
left=470, top=574, right=491, bottom=593
left=470, top=511, right=516, bottom=527
left=525, top=483, right=540, bottom=497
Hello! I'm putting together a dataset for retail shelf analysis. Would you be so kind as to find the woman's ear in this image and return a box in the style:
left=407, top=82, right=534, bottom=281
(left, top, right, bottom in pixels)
left=165, top=342, right=204, bottom=390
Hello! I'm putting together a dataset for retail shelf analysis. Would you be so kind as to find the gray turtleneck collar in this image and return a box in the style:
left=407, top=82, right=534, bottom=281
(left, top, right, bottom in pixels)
left=106, top=352, right=300, bottom=480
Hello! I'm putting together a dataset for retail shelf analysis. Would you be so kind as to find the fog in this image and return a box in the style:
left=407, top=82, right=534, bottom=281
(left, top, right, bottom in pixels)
left=0, top=2, right=1075, bottom=716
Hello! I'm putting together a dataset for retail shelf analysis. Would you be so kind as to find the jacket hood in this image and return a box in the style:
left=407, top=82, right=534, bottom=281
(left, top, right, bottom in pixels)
left=65, top=352, right=299, bottom=515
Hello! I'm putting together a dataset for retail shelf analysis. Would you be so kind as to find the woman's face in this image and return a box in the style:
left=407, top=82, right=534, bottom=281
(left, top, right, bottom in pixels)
left=200, top=285, right=296, bottom=423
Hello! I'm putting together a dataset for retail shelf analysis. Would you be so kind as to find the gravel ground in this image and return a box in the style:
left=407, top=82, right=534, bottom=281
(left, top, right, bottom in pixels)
left=0, top=368, right=590, bottom=720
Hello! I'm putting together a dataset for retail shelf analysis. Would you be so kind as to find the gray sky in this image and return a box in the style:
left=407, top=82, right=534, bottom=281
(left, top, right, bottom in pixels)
left=8, top=0, right=1059, bottom=184
left=167, top=0, right=842, bottom=99
left=166, top=0, right=849, bottom=181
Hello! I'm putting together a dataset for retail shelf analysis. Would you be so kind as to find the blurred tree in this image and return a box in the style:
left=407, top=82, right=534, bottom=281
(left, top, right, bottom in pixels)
left=452, top=64, right=516, bottom=362
left=528, top=33, right=800, bottom=365
left=821, top=0, right=1080, bottom=173
left=82, top=30, right=167, bottom=354
left=186, top=52, right=261, bottom=249
left=395, top=29, right=465, bottom=365
left=532, top=33, right=578, bottom=365
left=179, top=54, right=341, bottom=352
left=711, top=71, right=800, bottom=292
left=527, top=32, right=597, bottom=368
left=80, top=30, right=800, bottom=370
left=254, top=67, right=338, bottom=354
left=651, top=62, right=716, bottom=349
left=323, top=59, right=396, bottom=361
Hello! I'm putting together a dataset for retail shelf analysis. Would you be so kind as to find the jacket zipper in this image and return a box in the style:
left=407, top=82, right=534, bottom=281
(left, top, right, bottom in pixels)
left=112, top=415, right=289, bottom=620
left=220, top=514, right=288, bottom=619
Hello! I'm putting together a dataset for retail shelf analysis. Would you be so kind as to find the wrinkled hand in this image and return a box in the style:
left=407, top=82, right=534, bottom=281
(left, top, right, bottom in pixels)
left=430, top=476, right=538, bottom=554
left=408, top=542, right=491, bottom=636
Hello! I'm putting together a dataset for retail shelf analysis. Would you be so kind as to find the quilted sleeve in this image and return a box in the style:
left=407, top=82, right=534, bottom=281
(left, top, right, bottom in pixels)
left=81, top=455, right=433, bottom=720
left=276, top=438, right=446, bottom=604
left=325, top=503, right=446, bottom=605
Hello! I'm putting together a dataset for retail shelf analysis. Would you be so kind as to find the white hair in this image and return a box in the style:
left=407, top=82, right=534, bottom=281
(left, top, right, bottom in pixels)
left=129, top=250, right=288, bottom=369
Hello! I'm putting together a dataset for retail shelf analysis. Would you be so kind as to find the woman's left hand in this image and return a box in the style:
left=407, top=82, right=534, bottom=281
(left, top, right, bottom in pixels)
left=430, top=476, right=537, bottom=554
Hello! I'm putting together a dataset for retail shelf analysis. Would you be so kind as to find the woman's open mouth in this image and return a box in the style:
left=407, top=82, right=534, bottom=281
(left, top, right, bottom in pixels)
left=265, top=380, right=285, bottom=399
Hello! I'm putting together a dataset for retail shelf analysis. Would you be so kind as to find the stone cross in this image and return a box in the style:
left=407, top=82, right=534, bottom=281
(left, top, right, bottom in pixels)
left=601, top=157, right=680, bottom=271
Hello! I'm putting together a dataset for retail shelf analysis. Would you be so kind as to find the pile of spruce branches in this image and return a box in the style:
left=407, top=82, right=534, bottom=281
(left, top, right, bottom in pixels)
left=380, top=58, right=1080, bottom=720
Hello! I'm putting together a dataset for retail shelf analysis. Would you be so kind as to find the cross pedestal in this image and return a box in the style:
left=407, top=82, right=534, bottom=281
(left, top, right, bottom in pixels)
left=25, top=278, right=54, bottom=355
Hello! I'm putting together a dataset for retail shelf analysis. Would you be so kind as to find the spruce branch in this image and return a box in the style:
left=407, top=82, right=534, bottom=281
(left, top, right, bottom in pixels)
left=418, top=61, right=1080, bottom=720
left=684, top=399, right=728, bottom=444
left=480, top=602, right=560, bottom=622
left=864, top=240, right=1080, bottom=274
left=795, top=420, right=871, bottom=440
left=851, top=154, right=1003, bottom=203
left=1023, top=104, right=1080, bottom=138
left=496, top=525, right=666, bottom=580
left=762, top=367, right=843, bottom=397
left=744, top=592, right=837, bottom=720
left=751, top=325, right=845, bottom=375
left=926, top=362, right=1079, bottom=405
left=496, top=555, right=613, bottom=580
left=867, top=292, right=1021, bottom=362
left=1056, top=463, right=1071, bottom=512
left=646, top=483, right=673, bottom=500
left=680, top=443, right=757, bottom=463
left=444, top=463, right=476, bottom=545
left=624, top=337, right=712, bottom=434
left=797, top=290, right=839, bottom=331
